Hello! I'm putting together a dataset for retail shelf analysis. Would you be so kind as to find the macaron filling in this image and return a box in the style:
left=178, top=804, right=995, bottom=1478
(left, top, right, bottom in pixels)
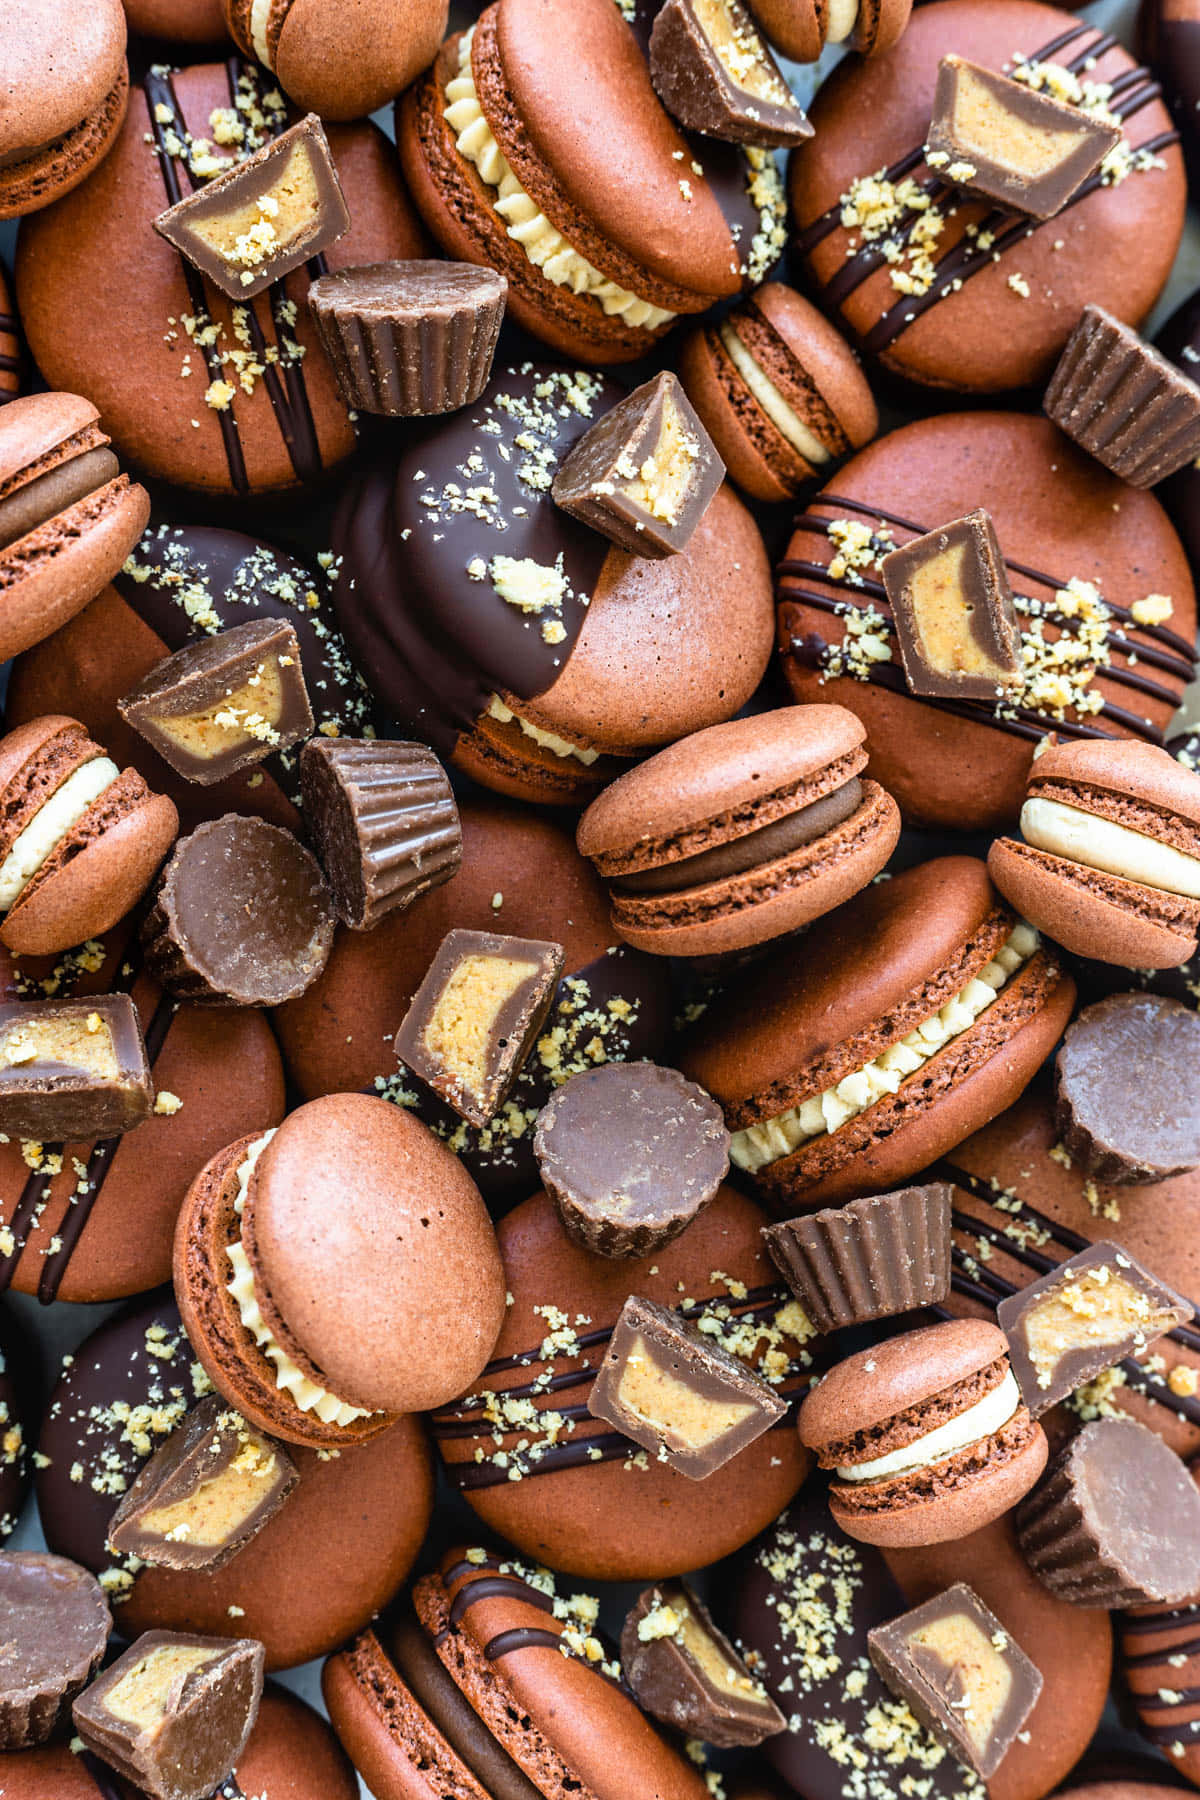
left=486, top=695, right=600, bottom=765
left=834, top=1369, right=1021, bottom=1483
left=731, top=919, right=1039, bottom=1172
left=443, top=31, right=676, bottom=331
left=1020, top=795, right=1200, bottom=899
left=825, top=0, right=861, bottom=42
left=225, top=1130, right=376, bottom=1429
left=0, top=755, right=120, bottom=910
left=717, top=319, right=831, bottom=465
left=249, top=0, right=276, bottom=65
left=613, top=776, right=863, bottom=894
left=0, top=441, right=121, bottom=553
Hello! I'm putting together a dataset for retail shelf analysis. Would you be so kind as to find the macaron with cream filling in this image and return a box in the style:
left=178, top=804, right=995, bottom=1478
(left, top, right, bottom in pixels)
left=746, top=0, right=911, bottom=61
left=0, top=0, right=129, bottom=218
left=222, top=0, right=448, bottom=120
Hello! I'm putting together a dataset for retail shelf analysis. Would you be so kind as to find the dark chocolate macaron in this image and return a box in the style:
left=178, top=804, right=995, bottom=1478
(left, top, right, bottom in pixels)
left=0, top=0, right=129, bottom=218
left=680, top=855, right=1076, bottom=1212
left=799, top=1318, right=1048, bottom=1547
left=576, top=704, right=900, bottom=956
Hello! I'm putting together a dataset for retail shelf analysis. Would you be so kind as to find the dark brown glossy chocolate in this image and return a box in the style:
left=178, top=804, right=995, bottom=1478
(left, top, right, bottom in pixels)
left=0, top=1552, right=111, bottom=1748
left=107, top=1395, right=298, bottom=1573
left=1055, top=992, right=1200, bottom=1183
left=587, top=1291, right=787, bottom=1477
left=118, top=619, right=313, bottom=787
left=1047, top=303, right=1200, bottom=487
left=649, top=0, right=812, bottom=147
left=0, top=994, right=152, bottom=1141
left=868, top=1583, right=1042, bottom=1778
left=927, top=56, right=1121, bottom=220
left=881, top=510, right=1022, bottom=703
left=621, top=1580, right=786, bottom=1746
left=552, top=372, right=724, bottom=559
left=153, top=113, right=349, bottom=301
left=395, top=928, right=564, bottom=1129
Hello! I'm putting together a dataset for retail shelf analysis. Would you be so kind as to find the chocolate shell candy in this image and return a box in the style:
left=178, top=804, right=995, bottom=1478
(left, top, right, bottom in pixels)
left=299, top=737, right=462, bottom=931
left=0, top=1552, right=111, bottom=1747
left=1044, top=304, right=1200, bottom=488
left=307, top=261, right=507, bottom=417
left=762, top=1184, right=951, bottom=1332
left=1055, top=992, right=1200, bottom=1184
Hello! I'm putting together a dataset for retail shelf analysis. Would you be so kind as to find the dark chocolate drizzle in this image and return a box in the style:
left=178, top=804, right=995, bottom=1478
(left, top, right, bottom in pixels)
left=1116, top=1605, right=1200, bottom=1746
left=793, top=23, right=1179, bottom=356
left=440, top=1552, right=627, bottom=1692
left=0, top=946, right=179, bottom=1305
left=777, top=492, right=1196, bottom=749
left=932, top=1159, right=1200, bottom=1429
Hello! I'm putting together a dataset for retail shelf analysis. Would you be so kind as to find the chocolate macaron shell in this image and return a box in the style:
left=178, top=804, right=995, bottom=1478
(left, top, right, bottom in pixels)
left=0, top=0, right=129, bottom=220
left=678, top=325, right=803, bottom=505
left=827, top=1426, right=1048, bottom=1549
left=15, top=63, right=427, bottom=496
left=37, top=1293, right=433, bottom=1668
left=987, top=836, right=1200, bottom=968
left=124, top=0, right=230, bottom=41
left=432, top=1185, right=817, bottom=1580
left=778, top=411, right=1197, bottom=833
left=800, top=1317, right=1010, bottom=1445
left=259, top=0, right=449, bottom=122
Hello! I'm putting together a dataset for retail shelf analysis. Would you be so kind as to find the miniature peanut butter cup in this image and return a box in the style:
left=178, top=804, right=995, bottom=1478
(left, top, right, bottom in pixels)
left=762, top=1184, right=951, bottom=1333
left=621, top=1580, right=786, bottom=1746
left=0, top=1551, right=111, bottom=1748
left=1055, top=992, right=1200, bottom=1184
left=1017, top=1416, right=1200, bottom=1607
left=0, top=992, right=153, bottom=1141
left=142, top=815, right=335, bottom=1006
left=533, top=1060, right=730, bottom=1257
left=1045, top=304, right=1200, bottom=487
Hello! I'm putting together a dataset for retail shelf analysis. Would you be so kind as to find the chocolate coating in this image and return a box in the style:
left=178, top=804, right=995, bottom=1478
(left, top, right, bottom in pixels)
left=1055, top=993, right=1200, bottom=1184
left=0, top=1553, right=111, bottom=1749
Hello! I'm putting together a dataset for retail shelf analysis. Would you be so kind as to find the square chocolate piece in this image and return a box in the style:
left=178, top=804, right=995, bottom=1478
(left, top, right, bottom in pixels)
left=118, top=618, right=314, bottom=786
left=621, top=1581, right=786, bottom=1746
left=587, top=1292, right=787, bottom=1478
left=107, top=1395, right=298, bottom=1572
left=551, top=371, right=725, bottom=559
left=926, top=56, right=1122, bottom=220
left=998, top=1241, right=1193, bottom=1416
left=0, top=995, right=152, bottom=1141
left=649, top=0, right=813, bottom=148
left=394, top=928, right=564, bottom=1129
left=153, top=113, right=350, bottom=300
left=72, top=1630, right=264, bottom=1800
left=868, top=1583, right=1043, bottom=1778
left=881, top=509, right=1023, bottom=702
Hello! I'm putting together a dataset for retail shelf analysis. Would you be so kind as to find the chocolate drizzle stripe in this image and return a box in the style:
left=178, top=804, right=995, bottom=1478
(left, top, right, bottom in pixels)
left=1124, top=1603, right=1200, bottom=1639
left=141, top=68, right=249, bottom=497
left=81, top=1753, right=129, bottom=1800
left=0, top=353, right=19, bottom=376
left=483, top=1627, right=563, bottom=1660
left=1124, top=1638, right=1200, bottom=1669
left=449, top=1574, right=557, bottom=1625
left=1137, top=1718, right=1200, bottom=1745
left=433, top=1381, right=809, bottom=1441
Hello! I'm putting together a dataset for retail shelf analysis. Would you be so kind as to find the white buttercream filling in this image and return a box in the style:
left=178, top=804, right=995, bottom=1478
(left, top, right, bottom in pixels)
left=443, top=31, right=676, bottom=331
left=718, top=319, right=831, bottom=466
left=226, top=1130, right=374, bottom=1428
left=0, top=757, right=120, bottom=911
left=1021, top=796, right=1200, bottom=901
left=487, top=695, right=600, bottom=765
left=250, top=0, right=274, bottom=67
left=836, top=1370, right=1021, bottom=1483
left=825, top=0, right=860, bottom=43
left=731, top=921, right=1039, bottom=1173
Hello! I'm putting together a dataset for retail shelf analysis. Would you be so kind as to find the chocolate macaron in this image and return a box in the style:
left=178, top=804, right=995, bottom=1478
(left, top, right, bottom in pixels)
left=174, top=1093, right=507, bottom=1448
left=398, top=0, right=786, bottom=363
left=678, top=281, right=879, bottom=504
left=0, top=392, right=149, bottom=662
left=16, top=59, right=426, bottom=496
left=223, top=0, right=448, bottom=120
left=1, top=0, right=129, bottom=219
left=798, top=1319, right=1048, bottom=1547
left=122, top=0, right=230, bottom=42
left=777, top=410, right=1197, bottom=833
left=332, top=360, right=774, bottom=806
left=36, top=1293, right=433, bottom=1670
left=576, top=705, right=901, bottom=957
left=324, top=1549, right=709, bottom=1800
left=989, top=739, right=1200, bottom=968
left=680, top=855, right=1076, bottom=1212
left=748, top=0, right=911, bottom=60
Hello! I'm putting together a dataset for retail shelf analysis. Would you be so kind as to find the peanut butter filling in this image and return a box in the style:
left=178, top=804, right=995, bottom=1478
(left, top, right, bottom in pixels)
left=152, top=659, right=288, bottom=758
left=422, top=952, right=540, bottom=1094
left=616, top=388, right=698, bottom=526
left=1, top=1012, right=120, bottom=1080
left=616, top=1333, right=759, bottom=1449
left=138, top=1424, right=285, bottom=1549
left=486, top=695, right=600, bottom=765
left=104, top=1644, right=217, bottom=1731
left=950, top=62, right=1083, bottom=178
left=909, top=1613, right=1014, bottom=1757
left=187, top=141, right=322, bottom=281
left=1021, top=1267, right=1182, bottom=1389
left=692, top=0, right=790, bottom=101
left=904, top=539, right=1019, bottom=684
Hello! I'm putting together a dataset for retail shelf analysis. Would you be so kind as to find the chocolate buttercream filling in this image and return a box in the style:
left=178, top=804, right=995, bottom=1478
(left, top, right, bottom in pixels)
left=0, top=447, right=120, bottom=552
left=613, top=777, right=863, bottom=894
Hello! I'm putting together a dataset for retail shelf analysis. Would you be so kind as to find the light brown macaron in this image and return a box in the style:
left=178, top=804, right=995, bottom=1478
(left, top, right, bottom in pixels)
left=576, top=705, right=900, bottom=957
left=746, top=0, right=911, bottom=61
left=798, top=1317, right=1048, bottom=1547
left=988, top=738, right=1200, bottom=968
left=0, top=0, right=129, bottom=219
left=173, top=1093, right=508, bottom=1450
left=0, top=393, right=149, bottom=663
left=223, top=0, right=448, bottom=120
left=0, top=716, right=178, bottom=957
left=123, top=0, right=229, bottom=39
left=678, top=282, right=878, bottom=503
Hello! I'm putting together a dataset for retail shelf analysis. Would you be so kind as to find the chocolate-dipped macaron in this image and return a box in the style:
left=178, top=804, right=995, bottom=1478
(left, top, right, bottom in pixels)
left=790, top=3, right=1184, bottom=393
left=222, top=0, right=448, bottom=120
left=798, top=1320, right=1047, bottom=1547
left=576, top=705, right=900, bottom=957
left=989, top=739, right=1200, bottom=968
left=777, top=411, right=1197, bottom=833
left=325, top=1550, right=710, bottom=1800
left=680, top=855, right=1075, bottom=1212
left=1, top=0, right=128, bottom=219
left=0, top=1306, right=33, bottom=1535
left=37, top=1293, right=434, bottom=1669
left=748, top=0, right=910, bottom=60
left=678, top=281, right=879, bottom=503
left=0, top=393, right=149, bottom=662
left=174, top=1093, right=507, bottom=1448
left=397, top=0, right=786, bottom=363
left=332, top=360, right=774, bottom=806
left=430, top=1184, right=820, bottom=1580
left=16, top=60, right=426, bottom=496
